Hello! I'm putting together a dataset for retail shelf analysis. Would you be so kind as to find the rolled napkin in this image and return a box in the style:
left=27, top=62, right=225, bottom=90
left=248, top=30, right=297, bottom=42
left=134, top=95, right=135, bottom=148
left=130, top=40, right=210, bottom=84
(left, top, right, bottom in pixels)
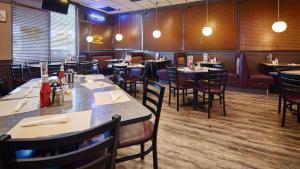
left=21, top=115, right=70, bottom=127
left=111, top=91, right=122, bottom=102
left=14, top=99, right=27, bottom=112
left=24, top=87, right=33, bottom=97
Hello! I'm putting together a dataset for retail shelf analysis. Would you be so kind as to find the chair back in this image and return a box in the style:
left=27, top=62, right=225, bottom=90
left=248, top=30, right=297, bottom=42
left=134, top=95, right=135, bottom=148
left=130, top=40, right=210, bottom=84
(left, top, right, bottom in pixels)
left=166, top=67, right=178, bottom=87
left=65, top=62, right=78, bottom=72
left=207, top=69, right=228, bottom=92
left=279, top=73, right=300, bottom=97
left=79, top=61, right=93, bottom=75
left=0, top=115, right=121, bottom=169
left=112, top=64, right=128, bottom=86
left=48, top=64, right=61, bottom=77
left=10, top=64, right=23, bottom=82
left=142, top=80, right=165, bottom=140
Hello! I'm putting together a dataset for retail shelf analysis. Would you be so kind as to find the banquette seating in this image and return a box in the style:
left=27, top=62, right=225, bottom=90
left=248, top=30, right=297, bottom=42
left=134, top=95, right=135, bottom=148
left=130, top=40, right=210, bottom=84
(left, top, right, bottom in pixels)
left=87, top=52, right=114, bottom=74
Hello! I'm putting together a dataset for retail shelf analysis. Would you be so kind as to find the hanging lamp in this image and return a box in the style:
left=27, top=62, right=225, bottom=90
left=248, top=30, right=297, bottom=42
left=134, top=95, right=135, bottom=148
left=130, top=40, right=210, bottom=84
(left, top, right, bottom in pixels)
left=272, top=0, right=287, bottom=33
left=115, top=9, right=123, bottom=41
left=152, top=2, right=161, bottom=39
left=202, top=0, right=213, bottom=37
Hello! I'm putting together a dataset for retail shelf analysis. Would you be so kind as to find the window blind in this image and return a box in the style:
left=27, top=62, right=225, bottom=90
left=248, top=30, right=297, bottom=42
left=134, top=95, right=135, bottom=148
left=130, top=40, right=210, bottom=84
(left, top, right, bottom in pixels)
left=13, top=5, right=50, bottom=64
left=50, top=4, right=76, bottom=61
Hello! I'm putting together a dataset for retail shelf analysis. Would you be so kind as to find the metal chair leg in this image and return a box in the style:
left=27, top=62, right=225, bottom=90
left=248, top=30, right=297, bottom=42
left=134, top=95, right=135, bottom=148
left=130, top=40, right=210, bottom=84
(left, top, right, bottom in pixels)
left=282, top=99, right=287, bottom=127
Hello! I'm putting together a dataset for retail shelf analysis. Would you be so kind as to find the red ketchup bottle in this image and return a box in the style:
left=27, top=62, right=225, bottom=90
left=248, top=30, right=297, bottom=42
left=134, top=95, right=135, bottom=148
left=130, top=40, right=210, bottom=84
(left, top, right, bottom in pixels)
left=40, top=75, right=51, bottom=108
left=58, top=62, right=65, bottom=85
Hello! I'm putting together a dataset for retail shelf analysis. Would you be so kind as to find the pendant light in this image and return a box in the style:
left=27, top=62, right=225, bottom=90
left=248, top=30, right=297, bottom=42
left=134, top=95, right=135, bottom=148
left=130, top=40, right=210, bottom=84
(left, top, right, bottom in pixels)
left=202, top=0, right=213, bottom=37
left=86, top=24, right=93, bottom=43
left=115, top=9, right=123, bottom=41
left=152, top=2, right=161, bottom=39
left=272, top=0, right=287, bottom=33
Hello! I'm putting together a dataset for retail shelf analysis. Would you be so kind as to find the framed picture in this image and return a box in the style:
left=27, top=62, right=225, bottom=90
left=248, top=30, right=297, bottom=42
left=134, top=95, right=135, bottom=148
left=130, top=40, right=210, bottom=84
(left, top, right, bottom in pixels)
left=0, top=10, right=6, bottom=22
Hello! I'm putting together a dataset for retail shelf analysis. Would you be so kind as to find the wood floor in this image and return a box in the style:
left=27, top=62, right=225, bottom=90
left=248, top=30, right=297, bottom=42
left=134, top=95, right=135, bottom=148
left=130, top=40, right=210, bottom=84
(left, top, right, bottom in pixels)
left=116, top=86, right=300, bottom=169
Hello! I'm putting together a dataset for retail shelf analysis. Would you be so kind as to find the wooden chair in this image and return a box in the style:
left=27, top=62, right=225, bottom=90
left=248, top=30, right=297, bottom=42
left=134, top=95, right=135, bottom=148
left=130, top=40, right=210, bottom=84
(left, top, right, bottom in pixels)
left=0, top=115, right=121, bottom=169
left=194, top=70, right=228, bottom=119
left=10, top=64, right=25, bottom=88
left=278, top=73, right=300, bottom=126
left=166, top=67, right=193, bottom=111
left=79, top=61, right=93, bottom=75
left=116, top=80, right=165, bottom=169
left=112, top=64, right=137, bottom=97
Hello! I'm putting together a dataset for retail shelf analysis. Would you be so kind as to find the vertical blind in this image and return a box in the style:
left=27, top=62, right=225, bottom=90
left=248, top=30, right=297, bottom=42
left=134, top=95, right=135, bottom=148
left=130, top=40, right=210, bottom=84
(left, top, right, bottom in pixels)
left=50, top=4, right=76, bottom=61
left=13, top=5, right=50, bottom=64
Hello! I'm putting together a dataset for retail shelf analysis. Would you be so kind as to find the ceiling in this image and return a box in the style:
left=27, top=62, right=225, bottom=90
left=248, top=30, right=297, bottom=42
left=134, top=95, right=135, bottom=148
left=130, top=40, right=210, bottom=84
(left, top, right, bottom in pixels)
left=74, top=0, right=204, bottom=14
left=13, top=0, right=204, bottom=14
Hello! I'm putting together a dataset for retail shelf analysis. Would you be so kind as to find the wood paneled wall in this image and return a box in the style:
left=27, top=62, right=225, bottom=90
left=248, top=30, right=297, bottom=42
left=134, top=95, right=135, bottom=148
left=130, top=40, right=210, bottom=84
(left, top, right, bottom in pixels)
left=113, top=13, right=142, bottom=50
left=184, top=0, right=237, bottom=50
left=79, top=6, right=113, bottom=52
left=143, top=8, right=183, bottom=51
left=0, top=1, right=12, bottom=60
left=240, top=0, right=300, bottom=51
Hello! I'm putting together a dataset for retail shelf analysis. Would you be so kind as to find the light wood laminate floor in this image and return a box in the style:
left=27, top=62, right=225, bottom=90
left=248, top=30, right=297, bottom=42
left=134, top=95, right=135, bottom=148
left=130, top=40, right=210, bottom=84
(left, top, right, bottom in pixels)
left=116, top=87, right=300, bottom=169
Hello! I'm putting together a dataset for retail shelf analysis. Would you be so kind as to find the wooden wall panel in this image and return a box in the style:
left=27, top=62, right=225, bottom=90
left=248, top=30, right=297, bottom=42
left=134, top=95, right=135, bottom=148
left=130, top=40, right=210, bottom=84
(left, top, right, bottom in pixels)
left=240, top=0, right=300, bottom=51
left=143, top=8, right=183, bottom=51
left=113, top=13, right=142, bottom=50
left=184, top=0, right=237, bottom=51
left=0, top=2, right=12, bottom=60
left=90, top=23, right=113, bottom=50
left=79, top=22, right=89, bottom=53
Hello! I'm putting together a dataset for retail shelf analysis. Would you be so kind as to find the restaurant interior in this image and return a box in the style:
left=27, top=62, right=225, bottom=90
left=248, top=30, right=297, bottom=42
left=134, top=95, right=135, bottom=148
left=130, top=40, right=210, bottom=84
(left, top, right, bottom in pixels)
left=0, top=0, right=300, bottom=168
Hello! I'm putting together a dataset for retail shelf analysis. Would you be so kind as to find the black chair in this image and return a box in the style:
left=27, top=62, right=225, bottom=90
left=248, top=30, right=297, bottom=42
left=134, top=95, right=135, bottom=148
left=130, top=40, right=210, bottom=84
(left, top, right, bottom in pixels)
left=194, top=70, right=228, bottom=119
left=278, top=73, right=300, bottom=126
left=116, top=80, right=165, bottom=169
left=112, top=64, right=137, bottom=97
left=0, top=78, right=4, bottom=97
left=166, top=67, right=193, bottom=111
left=10, top=64, right=25, bottom=88
left=79, top=61, right=93, bottom=75
left=24, top=63, right=40, bottom=80
left=65, top=62, right=78, bottom=72
left=0, top=115, right=121, bottom=169
left=48, top=64, right=61, bottom=77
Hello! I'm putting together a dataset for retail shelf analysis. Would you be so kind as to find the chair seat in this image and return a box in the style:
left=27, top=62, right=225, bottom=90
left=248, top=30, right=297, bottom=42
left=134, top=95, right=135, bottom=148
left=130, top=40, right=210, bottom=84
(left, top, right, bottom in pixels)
left=249, top=74, right=273, bottom=83
left=118, top=121, right=153, bottom=148
left=195, top=85, right=223, bottom=94
left=171, top=79, right=194, bottom=89
left=286, top=95, right=300, bottom=105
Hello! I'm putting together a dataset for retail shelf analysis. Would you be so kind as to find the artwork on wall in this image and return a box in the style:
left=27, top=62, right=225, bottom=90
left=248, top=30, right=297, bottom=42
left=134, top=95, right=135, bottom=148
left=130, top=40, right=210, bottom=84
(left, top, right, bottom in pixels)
left=0, top=9, right=6, bottom=22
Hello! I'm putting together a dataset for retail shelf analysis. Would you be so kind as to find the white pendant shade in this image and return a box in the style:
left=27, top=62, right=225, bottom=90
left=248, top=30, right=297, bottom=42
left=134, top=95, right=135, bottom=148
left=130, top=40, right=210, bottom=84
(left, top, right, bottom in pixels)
left=115, top=33, right=123, bottom=41
left=202, top=26, right=213, bottom=37
left=86, top=36, right=93, bottom=43
left=152, top=30, right=161, bottom=39
left=272, top=21, right=287, bottom=33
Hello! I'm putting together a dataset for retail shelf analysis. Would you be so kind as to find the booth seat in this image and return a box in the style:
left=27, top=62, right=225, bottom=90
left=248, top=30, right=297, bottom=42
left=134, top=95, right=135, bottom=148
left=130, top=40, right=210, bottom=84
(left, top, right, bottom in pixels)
left=129, top=54, right=144, bottom=77
left=240, top=53, right=274, bottom=91
left=88, top=52, right=114, bottom=74
left=190, top=53, right=240, bottom=87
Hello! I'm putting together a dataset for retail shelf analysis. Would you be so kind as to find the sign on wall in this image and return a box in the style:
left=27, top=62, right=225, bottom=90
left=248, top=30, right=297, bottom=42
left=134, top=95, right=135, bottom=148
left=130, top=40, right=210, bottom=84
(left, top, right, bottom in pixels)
left=0, top=9, right=6, bottom=22
left=86, top=12, right=105, bottom=24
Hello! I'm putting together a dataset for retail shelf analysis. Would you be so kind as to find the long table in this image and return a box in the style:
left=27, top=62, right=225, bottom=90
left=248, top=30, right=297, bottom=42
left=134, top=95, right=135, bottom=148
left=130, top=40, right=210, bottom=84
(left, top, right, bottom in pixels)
left=0, top=75, right=152, bottom=135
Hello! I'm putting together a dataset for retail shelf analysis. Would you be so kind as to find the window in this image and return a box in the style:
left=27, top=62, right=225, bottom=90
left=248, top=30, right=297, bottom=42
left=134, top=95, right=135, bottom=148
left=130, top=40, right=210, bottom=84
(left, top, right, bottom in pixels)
left=50, top=4, right=77, bottom=61
left=13, top=4, right=77, bottom=64
left=13, top=5, right=50, bottom=64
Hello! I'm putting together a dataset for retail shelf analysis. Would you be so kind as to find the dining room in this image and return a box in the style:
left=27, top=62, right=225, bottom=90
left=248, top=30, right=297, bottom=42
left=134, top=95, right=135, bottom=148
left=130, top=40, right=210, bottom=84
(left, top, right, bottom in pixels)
left=0, top=0, right=300, bottom=169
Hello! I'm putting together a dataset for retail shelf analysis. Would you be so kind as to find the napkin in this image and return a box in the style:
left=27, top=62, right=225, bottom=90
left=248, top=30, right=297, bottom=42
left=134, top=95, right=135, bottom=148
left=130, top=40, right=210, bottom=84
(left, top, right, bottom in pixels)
left=24, top=87, right=33, bottom=97
left=14, top=99, right=27, bottom=112
left=111, top=91, right=122, bottom=102
left=21, top=115, right=70, bottom=127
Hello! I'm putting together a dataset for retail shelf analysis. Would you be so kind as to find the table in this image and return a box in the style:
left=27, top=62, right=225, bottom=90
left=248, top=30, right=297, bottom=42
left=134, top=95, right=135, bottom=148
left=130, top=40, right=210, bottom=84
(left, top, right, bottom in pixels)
left=142, top=59, right=171, bottom=79
left=107, top=63, right=145, bottom=69
left=104, top=59, right=123, bottom=63
left=0, top=76, right=152, bottom=134
left=280, top=70, right=300, bottom=76
left=261, top=63, right=300, bottom=74
left=196, top=61, right=223, bottom=68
